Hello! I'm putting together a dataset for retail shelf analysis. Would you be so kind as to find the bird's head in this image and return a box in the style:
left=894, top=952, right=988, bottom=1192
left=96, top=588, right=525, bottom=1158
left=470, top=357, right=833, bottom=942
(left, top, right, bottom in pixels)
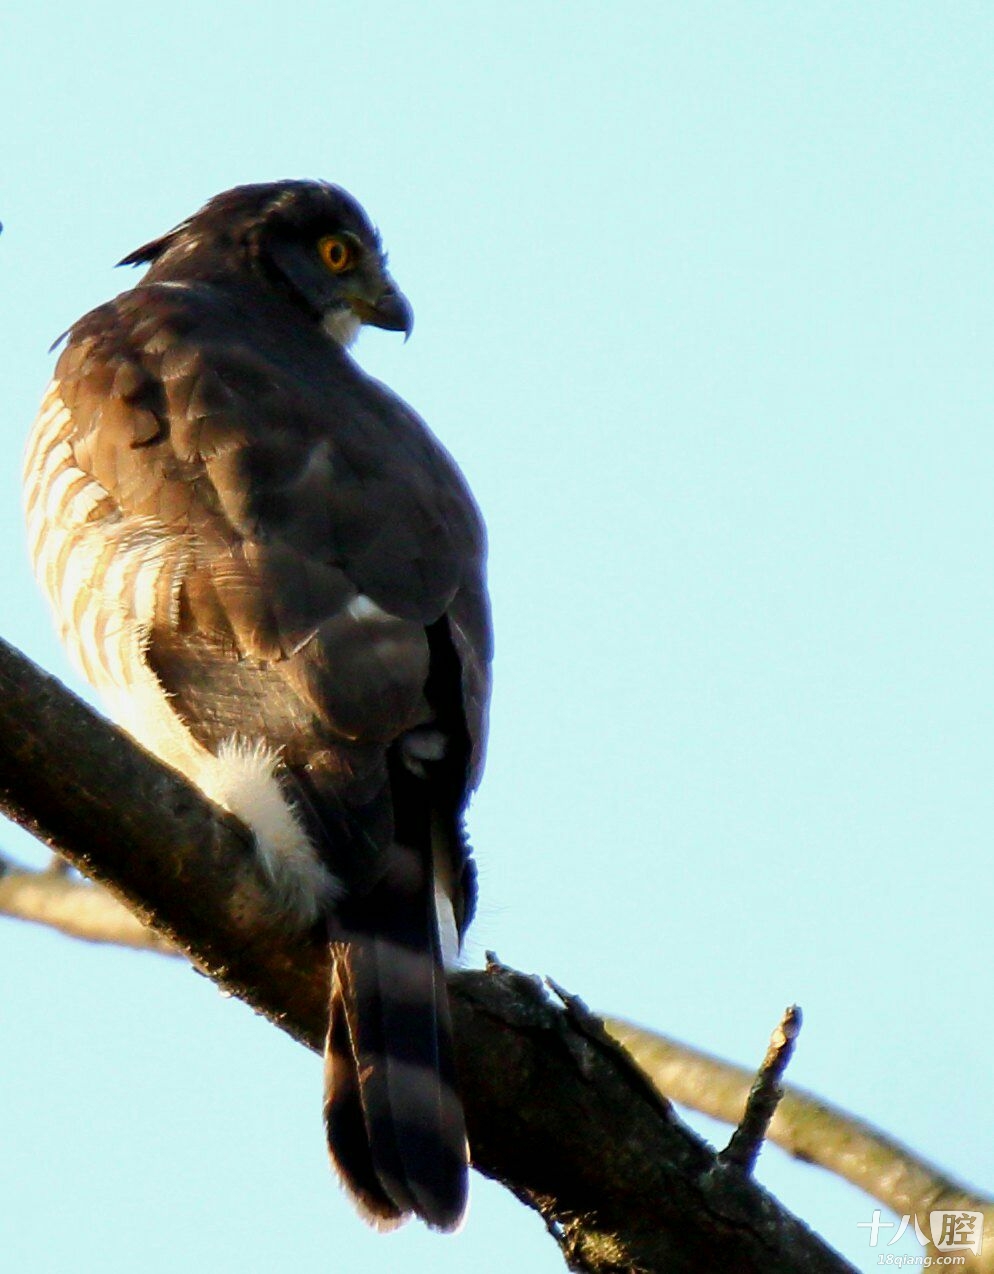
left=119, top=180, right=413, bottom=347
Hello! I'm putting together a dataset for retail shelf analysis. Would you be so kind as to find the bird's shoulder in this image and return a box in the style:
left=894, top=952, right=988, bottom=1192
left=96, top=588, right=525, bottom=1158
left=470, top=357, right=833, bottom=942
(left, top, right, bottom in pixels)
left=56, top=279, right=344, bottom=470
left=50, top=279, right=487, bottom=628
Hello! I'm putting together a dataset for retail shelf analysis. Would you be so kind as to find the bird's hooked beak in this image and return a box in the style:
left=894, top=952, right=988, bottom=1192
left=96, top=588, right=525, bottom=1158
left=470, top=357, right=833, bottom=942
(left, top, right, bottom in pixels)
left=348, top=279, right=414, bottom=340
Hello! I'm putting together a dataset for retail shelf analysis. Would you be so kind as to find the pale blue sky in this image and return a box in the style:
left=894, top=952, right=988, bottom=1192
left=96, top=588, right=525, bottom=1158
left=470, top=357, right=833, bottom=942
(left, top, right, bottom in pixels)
left=2, top=5, right=991, bottom=1271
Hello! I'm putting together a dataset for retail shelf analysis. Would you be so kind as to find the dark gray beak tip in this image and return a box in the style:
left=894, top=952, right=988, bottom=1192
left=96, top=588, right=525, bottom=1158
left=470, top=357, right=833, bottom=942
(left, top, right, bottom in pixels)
left=354, top=288, right=413, bottom=339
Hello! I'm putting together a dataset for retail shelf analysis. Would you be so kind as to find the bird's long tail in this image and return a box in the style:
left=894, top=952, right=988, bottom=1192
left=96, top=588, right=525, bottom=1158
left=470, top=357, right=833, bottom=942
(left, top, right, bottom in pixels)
left=323, top=836, right=468, bottom=1230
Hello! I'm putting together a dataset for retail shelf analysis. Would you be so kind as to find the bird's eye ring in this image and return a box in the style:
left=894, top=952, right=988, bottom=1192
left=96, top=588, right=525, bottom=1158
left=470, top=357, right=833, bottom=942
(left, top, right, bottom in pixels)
left=318, top=235, right=355, bottom=273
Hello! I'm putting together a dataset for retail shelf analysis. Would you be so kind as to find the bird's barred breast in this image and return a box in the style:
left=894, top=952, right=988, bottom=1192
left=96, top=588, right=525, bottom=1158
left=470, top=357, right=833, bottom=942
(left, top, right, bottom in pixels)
left=23, top=380, right=337, bottom=925
left=24, top=383, right=161, bottom=692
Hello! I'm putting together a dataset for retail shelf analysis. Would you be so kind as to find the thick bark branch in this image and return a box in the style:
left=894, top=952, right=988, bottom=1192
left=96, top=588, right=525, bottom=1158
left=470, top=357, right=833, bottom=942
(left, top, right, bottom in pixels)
left=1, top=634, right=862, bottom=1271
left=5, top=858, right=988, bottom=1270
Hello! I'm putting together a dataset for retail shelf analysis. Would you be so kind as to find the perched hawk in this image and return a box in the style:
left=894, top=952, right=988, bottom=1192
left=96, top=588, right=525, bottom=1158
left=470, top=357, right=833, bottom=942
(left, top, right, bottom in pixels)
left=23, top=181, right=491, bottom=1231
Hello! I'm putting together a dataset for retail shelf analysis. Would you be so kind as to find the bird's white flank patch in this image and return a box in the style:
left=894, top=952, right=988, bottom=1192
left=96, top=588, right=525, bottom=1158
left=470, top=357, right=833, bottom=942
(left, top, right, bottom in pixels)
left=347, top=593, right=390, bottom=622
left=210, top=737, right=341, bottom=926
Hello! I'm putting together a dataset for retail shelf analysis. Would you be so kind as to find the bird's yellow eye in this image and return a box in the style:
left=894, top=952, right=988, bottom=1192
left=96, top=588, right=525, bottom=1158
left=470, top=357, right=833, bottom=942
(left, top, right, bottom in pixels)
left=318, top=235, right=355, bottom=273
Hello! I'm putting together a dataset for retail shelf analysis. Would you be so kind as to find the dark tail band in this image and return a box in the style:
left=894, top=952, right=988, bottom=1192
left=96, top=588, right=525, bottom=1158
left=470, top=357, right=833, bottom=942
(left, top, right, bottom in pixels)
left=323, top=843, right=468, bottom=1230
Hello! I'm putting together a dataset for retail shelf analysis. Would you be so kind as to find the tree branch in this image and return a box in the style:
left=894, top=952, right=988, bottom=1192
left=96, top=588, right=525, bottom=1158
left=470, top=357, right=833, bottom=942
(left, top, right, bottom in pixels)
left=605, top=1019, right=994, bottom=1271
left=0, top=857, right=176, bottom=953
left=0, top=633, right=891, bottom=1270
left=6, top=848, right=986, bottom=1267
left=719, top=1005, right=801, bottom=1175
left=605, top=1018, right=994, bottom=1222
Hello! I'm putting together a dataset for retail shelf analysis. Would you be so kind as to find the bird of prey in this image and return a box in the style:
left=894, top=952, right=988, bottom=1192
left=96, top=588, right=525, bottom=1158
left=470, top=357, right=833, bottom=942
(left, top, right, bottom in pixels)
left=23, top=181, right=491, bottom=1231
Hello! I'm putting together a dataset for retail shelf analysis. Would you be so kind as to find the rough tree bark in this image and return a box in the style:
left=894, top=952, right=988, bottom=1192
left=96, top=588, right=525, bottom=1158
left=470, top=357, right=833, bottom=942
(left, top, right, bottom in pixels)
left=0, top=632, right=914, bottom=1272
